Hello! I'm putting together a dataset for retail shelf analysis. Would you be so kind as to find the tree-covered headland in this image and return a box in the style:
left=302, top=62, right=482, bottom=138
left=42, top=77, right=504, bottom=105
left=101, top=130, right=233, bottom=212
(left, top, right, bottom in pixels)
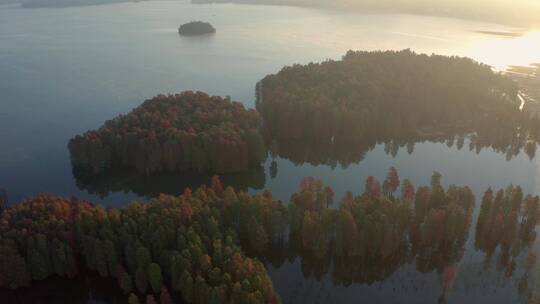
left=257, top=49, right=521, bottom=143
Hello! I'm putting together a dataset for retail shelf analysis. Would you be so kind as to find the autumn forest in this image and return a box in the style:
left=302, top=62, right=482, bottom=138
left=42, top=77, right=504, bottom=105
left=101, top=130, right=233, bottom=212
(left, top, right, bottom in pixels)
left=3, top=50, right=540, bottom=304
left=1, top=169, right=539, bottom=303
left=69, top=51, right=540, bottom=177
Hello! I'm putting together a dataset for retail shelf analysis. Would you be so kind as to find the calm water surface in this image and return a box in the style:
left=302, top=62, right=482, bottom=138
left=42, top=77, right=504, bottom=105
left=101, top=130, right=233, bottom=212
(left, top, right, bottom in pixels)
left=1, top=1, right=540, bottom=303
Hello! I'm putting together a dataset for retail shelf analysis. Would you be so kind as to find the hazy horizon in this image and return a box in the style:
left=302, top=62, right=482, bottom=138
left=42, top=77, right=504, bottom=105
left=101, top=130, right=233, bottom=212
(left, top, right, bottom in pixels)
left=193, top=0, right=540, bottom=28
left=2, top=0, right=540, bottom=27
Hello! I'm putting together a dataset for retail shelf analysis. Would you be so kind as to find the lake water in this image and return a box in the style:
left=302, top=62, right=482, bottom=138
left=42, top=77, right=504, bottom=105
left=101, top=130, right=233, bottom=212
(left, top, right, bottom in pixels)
left=1, top=1, right=540, bottom=303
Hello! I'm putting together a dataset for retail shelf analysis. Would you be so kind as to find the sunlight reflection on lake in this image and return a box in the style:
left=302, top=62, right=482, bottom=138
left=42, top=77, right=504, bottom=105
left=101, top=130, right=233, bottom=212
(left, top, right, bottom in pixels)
left=467, top=31, right=540, bottom=70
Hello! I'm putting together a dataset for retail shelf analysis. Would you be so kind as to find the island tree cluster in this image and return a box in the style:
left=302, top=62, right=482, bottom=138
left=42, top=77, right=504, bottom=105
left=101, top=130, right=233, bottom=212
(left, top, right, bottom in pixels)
left=68, top=53, right=539, bottom=180
left=475, top=186, right=539, bottom=275
left=257, top=50, right=520, bottom=144
left=282, top=170, right=475, bottom=279
left=178, top=21, right=216, bottom=36
left=221, top=168, right=536, bottom=288
left=69, top=91, right=266, bottom=175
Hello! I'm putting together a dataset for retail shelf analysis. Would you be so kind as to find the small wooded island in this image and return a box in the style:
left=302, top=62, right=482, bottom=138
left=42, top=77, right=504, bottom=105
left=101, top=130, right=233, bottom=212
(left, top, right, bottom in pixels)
left=68, top=91, right=266, bottom=175
left=178, top=21, right=216, bottom=36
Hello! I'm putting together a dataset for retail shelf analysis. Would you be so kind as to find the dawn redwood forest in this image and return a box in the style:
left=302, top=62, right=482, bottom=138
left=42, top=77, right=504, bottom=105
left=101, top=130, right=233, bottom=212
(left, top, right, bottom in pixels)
left=68, top=92, right=266, bottom=175
left=2, top=170, right=538, bottom=303
left=257, top=50, right=537, bottom=146
left=3, top=49, right=540, bottom=304
left=2, top=1, right=540, bottom=304
left=70, top=51, right=540, bottom=178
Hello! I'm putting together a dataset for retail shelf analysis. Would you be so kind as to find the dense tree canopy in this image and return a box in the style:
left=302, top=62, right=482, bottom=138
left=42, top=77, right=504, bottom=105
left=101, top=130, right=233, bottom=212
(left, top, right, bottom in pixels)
left=257, top=50, right=521, bottom=144
left=257, top=50, right=540, bottom=169
left=282, top=169, right=476, bottom=281
left=0, top=185, right=280, bottom=303
left=223, top=168, right=537, bottom=287
left=69, top=91, right=266, bottom=175
left=1, top=170, right=538, bottom=302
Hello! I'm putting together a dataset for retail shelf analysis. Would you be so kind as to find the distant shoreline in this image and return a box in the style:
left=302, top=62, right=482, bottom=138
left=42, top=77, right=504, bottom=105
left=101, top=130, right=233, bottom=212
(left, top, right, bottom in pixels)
left=192, top=0, right=539, bottom=28
left=20, top=0, right=139, bottom=8
left=9, top=0, right=540, bottom=29
left=475, top=30, right=524, bottom=38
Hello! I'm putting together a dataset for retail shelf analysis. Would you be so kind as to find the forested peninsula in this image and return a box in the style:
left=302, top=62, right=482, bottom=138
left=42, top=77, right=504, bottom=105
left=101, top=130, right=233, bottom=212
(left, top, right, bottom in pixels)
left=257, top=49, right=520, bottom=143
left=68, top=91, right=266, bottom=175
left=1, top=170, right=539, bottom=303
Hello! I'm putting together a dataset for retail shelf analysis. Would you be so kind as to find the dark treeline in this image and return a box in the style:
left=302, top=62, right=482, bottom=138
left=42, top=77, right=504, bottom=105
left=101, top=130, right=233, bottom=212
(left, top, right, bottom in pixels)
left=257, top=50, right=526, bottom=144
left=70, top=126, right=540, bottom=200
left=72, top=166, right=266, bottom=199
left=69, top=91, right=267, bottom=176
left=269, top=128, right=540, bottom=169
left=70, top=122, right=540, bottom=200
left=2, top=169, right=538, bottom=303
left=0, top=274, right=126, bottom=304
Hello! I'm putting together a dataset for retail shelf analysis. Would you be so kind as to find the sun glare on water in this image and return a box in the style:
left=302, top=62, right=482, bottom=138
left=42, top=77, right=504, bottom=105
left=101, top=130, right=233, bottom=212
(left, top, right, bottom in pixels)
left=468, top=31, right=540, bottom=70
